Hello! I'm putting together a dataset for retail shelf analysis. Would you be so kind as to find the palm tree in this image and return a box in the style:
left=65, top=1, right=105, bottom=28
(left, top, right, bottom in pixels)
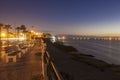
left=0, top=23, right=3, bottom=51
left=20, top=25, right=26, bottom=39
left=20, top=25, right=26, bottom=32
left=23, top=30, right=28, bottom=40
left=0, top=23, right=3, bottom=41
left=15, top=27, right=21, bottom=39
left=3, top=24, right=12, bottom=46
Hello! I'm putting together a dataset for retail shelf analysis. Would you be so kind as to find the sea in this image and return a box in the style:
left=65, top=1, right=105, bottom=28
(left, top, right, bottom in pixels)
left=60, top=38, right=120, bottom=65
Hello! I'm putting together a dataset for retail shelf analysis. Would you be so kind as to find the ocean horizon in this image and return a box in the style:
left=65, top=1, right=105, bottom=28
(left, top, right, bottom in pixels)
left=60, top=38, right=120, bottom=65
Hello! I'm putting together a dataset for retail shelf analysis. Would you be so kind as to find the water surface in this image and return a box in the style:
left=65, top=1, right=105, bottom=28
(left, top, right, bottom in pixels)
left=62, top=39, right=120, bottom=65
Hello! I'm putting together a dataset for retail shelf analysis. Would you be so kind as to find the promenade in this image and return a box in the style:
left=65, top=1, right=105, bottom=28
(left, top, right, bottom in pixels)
left=0, top=42, right=42, bottom=80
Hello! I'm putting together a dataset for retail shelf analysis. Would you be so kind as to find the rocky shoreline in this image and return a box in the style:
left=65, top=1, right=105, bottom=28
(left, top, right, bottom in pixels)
left=44, top=39, right=120, bottom=80
left=54, top=41, right=120, bottom=75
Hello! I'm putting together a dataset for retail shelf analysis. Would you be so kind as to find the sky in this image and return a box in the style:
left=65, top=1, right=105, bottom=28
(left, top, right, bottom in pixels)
left=0, top=0, right=120, bottom=36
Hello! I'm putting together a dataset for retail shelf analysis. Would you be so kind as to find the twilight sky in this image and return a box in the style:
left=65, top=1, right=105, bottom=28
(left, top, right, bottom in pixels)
left=0, top=0, right=120, bottom=35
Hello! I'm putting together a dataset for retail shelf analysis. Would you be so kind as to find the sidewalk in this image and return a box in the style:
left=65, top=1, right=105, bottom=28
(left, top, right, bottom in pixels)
left=0, top=43, right=42, bottom=80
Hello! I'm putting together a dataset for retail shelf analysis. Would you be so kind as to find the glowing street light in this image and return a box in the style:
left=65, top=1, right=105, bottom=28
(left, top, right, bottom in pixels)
left=35, top=32, right=38, bottom=35
left=1, top=32, right=6, bottom=37
left=31, top=30, right=35, bottom=33
left=62, top=36, right=66, bottom=40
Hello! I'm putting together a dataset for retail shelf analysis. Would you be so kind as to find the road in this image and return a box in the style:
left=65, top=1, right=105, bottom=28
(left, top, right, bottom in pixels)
left=0, top=44, right=42, bottom=80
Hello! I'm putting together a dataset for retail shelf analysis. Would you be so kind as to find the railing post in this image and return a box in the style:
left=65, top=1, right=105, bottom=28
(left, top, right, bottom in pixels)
left=41, top=38, right=63, bottom=80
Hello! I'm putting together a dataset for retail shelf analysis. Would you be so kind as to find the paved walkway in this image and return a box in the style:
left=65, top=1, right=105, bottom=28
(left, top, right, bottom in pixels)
left=0, top=44, right=42, bottom=80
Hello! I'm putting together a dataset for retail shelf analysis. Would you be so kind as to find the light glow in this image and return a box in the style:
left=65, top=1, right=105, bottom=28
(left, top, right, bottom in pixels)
left=1, top=32, right=6, bottom=37
left=62, top=36, right=66, bottom=40
left=1, top=37, right=25, bottom=40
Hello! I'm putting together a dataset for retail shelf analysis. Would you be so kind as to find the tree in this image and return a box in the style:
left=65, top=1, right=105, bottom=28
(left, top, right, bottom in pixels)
left=20, top=25, right=26, bottom=32
left=20, top=25, right=26, bottom=40
left=23, top=30, right=28, bottom=40
left=3, top=24, right=12, bottom=46
left=0, top=23, right=3, bottom=41
left=0, top=23, right=3, bottom=49
left=43, top=33, right=51, bottom=38
left=15, top=27, right=21, bottom=39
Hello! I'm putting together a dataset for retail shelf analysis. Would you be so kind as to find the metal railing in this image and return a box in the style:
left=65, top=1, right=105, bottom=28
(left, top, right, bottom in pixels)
left=44, top=51, right=63, bottom=80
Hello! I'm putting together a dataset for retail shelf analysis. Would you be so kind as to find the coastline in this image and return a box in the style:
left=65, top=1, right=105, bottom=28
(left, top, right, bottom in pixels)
left=57, top=41, right=120, bottom=74
left=45, top=39, right=120, bottom=80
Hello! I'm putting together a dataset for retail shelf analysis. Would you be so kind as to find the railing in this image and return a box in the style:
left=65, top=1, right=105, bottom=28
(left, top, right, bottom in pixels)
left=43, top=51, right=63, bottom=80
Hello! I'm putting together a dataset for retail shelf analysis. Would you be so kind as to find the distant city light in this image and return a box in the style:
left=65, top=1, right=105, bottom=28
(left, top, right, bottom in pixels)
left=62, top=36, right=66, bottom=40
left=35, top=32, right=38, bottom=35
left=1, top=37, right=25, bottom=40
left=19, top=37, right=25, bottom=40
left=57, top=37, right=61, bottom=40
left=57, top=36, right=66, bottom=40
left=31, top=30, right=34, bottom=33
left=19, top=32, right=24, bottom=35
left=1, top=32, right=6, bottom=37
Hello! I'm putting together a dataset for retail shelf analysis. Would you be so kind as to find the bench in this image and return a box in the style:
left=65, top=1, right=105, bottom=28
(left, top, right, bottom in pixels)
left=4, top=46, right=22, bottom=63
left=19, top=44, right=28, bottom=54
